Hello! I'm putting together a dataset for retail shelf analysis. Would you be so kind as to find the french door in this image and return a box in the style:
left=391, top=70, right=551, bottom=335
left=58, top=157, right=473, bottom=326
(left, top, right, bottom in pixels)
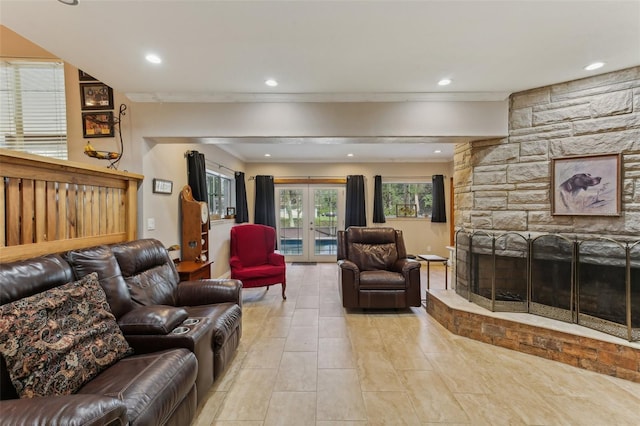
left=277, top=184, right=344, bottom=262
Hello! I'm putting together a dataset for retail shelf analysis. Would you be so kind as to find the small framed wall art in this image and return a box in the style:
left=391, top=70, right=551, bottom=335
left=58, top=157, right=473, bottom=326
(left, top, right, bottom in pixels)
left=153, top=178, right=173, bottom=194
left=82, top=111, right=114, bottom=138
left=80, top=83, right=114, bottom=110
left=551, top=153, right=621, bottom=216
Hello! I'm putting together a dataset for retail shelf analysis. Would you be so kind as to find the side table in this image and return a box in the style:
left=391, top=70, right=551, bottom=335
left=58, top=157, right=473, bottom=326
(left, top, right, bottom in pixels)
left=418, top=254, right=449, bottom=290
left=176, top=260, right=213, bottom=282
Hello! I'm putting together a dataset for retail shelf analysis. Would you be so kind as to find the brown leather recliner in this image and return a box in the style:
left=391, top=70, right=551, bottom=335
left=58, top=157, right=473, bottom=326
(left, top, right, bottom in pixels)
left=337, top=227, right=421, bottom=308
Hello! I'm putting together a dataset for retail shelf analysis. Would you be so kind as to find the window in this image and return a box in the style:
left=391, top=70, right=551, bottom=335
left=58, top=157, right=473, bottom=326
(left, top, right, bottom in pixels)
left=206, top=170, right=233, bottom=217
left=0, top=60, right=67, bottom=159
left=382, top=181, right=433, bottom=218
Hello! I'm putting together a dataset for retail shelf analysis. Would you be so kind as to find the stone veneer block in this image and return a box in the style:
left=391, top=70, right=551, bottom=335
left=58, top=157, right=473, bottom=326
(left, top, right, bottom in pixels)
left=426, top=292, right=640, bottom=383
left=590, top=90, right=633, bottom=117
left=511, top=87, right=550, bottom=109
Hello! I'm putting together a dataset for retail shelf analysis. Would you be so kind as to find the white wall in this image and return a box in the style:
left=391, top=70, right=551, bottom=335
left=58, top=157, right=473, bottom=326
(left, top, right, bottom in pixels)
left=130, top=100, right=508, bottom=138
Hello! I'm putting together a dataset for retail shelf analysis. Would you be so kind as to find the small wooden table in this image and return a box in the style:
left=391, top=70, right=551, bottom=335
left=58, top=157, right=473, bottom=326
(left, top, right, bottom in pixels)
left=418, top=254, right=449, bottom=290
left=175, top=260, right=213, bottom=282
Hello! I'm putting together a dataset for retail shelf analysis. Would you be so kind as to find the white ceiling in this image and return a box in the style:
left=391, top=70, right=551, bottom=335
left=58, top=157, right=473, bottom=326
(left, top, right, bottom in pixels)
left=2, top=0, right=639, bottom=162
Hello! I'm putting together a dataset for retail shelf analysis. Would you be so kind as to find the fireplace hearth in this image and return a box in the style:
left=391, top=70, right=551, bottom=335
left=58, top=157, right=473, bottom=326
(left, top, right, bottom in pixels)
left=455, top=230, right=639, bottom=341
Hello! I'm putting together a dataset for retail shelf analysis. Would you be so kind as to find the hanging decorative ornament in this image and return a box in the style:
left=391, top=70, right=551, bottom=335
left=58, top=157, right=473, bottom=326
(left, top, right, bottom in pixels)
left=82, top=104, right=127, bottom=169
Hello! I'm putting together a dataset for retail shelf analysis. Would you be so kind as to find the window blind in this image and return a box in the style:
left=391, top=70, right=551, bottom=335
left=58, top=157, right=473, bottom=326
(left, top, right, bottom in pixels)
left=0, top=60, right=67, bottom=159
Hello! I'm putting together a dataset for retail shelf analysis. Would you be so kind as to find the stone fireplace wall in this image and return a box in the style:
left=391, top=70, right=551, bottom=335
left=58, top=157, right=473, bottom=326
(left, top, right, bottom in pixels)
left=455, top=66, right=640, bottom=238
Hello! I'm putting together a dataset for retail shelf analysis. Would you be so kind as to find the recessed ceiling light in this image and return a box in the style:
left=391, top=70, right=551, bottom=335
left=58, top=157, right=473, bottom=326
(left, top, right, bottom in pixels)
left=265, top=79, right=278, bottom=87
left=438, top=78, right=452, bottom=86
left=264, top=153, right=271, bottom=157
left=347, top=153, right=354, bottom=157
left=434, top=150, right=442, bottom=153
left=584, top=62, right=605, bottom=71
left=145, top=54, right=162, bottom=64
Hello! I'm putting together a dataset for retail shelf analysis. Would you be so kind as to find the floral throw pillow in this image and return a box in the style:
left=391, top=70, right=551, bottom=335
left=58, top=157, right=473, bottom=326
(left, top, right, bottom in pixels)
left=0, top=272, right=133, bottom=398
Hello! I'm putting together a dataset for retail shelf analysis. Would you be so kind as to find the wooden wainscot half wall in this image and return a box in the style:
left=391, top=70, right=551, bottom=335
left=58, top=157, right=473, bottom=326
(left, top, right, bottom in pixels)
left=1, top=149, right=144, bottom=262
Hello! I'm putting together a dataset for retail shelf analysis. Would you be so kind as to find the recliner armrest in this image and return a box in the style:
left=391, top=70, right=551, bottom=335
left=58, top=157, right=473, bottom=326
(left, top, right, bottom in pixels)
left=392, top=258, right=421, bottom=273
left=337, top=259, right=359, bottom=273
left=177, top=278, right=243, bottom=306
left=118, top=305, right=188, bottom=335
left=0, top=394, right=127, bottom=426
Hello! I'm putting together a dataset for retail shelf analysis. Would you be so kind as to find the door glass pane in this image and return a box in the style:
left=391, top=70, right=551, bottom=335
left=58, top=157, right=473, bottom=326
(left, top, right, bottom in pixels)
left=279, top=189, right=303, bottom=255
left=314, top=189, right=337, bottom=255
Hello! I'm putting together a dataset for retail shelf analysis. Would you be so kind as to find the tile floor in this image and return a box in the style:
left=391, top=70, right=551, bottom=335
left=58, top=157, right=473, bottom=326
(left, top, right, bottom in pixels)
left=194, top=262, right=640, bottom=425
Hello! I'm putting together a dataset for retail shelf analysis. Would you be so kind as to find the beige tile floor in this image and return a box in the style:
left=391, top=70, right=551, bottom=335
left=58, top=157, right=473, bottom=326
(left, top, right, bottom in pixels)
left=194, top=262, right=640, bottom=426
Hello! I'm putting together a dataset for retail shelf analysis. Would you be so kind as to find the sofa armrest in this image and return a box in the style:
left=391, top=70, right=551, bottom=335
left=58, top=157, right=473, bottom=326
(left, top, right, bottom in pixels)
left=118, top=305, right=188, bottom=335
left=229, top=255, right=243, bottom=270
left=268, top=252, right=285, bottom=265
left=0, top=394, right=127, bottom=426
left=177, top=279, right=243, bottom=306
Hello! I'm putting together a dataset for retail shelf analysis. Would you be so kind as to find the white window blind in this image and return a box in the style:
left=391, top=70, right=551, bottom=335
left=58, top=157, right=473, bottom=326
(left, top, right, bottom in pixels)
left=0, top=60, right=68, bottom=159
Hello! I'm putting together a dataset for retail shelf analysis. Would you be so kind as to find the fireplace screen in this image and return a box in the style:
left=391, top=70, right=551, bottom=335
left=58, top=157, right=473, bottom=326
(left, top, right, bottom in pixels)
left=530, top=234, right=574, bottom=323
left=455, top=230, right=639, bottom=341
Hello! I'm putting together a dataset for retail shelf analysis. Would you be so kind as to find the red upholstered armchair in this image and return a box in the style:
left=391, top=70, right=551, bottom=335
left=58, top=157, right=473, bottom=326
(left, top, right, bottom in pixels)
left=230, top=224, right=287, bottom=299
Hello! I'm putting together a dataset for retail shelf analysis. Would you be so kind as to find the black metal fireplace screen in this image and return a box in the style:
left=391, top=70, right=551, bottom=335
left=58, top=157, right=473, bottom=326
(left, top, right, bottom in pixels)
left=454, top=229, right=639, bottom=341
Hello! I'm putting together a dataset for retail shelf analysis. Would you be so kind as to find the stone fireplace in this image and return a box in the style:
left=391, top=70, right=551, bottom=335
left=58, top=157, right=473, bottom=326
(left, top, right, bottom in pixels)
left=426, top=66, right=640, bottom=382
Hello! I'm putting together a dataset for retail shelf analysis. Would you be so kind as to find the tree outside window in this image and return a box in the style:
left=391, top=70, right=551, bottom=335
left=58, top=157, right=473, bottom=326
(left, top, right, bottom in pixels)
left=382, top=182, right=433, bottom=218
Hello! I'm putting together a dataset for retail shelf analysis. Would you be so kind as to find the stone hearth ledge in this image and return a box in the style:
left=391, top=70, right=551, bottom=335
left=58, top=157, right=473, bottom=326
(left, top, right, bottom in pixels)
left=426, top=289, right=640, bottom=383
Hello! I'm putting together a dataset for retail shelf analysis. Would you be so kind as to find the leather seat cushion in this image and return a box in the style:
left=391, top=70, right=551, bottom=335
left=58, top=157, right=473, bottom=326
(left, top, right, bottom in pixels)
left=78, top=349, right=197, bottom=425
left=359, top=270, right=406, bottom=290
left=184, top=303, right=242, bottom=350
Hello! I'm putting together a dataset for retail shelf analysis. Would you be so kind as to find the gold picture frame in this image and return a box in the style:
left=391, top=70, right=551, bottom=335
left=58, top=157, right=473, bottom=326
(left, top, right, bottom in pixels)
left=551, top=153, right=621, bottom=216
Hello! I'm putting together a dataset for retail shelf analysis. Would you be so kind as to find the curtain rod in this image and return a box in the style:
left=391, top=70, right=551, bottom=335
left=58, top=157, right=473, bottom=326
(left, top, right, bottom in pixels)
left=184, top=150, right=238, bottom=174
left=248, top=175, right=345, bottom=180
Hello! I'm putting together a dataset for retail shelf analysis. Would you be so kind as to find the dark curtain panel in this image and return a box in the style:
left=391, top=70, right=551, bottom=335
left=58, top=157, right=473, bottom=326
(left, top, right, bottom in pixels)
left=431, top=174, right=447, bottom=223
left=254, top=175, right=276, bottom=229
left=234, top=171, right=249, bottom=223
left=186, top=151, right=207, bottom=202
left=345, top=175, right=366, bottom=229
left=373, top=175, right=385, bottom=223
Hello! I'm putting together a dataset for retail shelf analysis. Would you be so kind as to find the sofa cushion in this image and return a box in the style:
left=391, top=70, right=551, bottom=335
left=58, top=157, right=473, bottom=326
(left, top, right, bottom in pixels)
left=0, top=272, right=132, bottom=398
left=65, top=245, right=134, bottom=319
left=111, top=239, right=179, bottom=307
left=77, top=349, right=197, bottom=425
left=359, top=270, right=406, bottom=289
left=350, top=242, right=398, bottom=271
left=118, top=305, right=189, bottom=335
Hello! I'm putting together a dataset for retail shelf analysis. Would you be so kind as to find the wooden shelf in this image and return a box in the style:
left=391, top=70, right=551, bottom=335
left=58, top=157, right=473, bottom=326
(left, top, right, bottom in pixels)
left=175, top=260, right=213, bottom=282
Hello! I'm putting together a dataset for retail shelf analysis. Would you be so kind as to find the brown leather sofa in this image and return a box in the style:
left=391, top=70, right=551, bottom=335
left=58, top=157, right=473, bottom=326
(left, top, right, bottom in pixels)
left=64, top=239, right=242, bottom=403
left=0, top=253, right=198, bottom=426
left=0, top=238, right=243, bottom=425
left=337, top=227, right=421, bottom=308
